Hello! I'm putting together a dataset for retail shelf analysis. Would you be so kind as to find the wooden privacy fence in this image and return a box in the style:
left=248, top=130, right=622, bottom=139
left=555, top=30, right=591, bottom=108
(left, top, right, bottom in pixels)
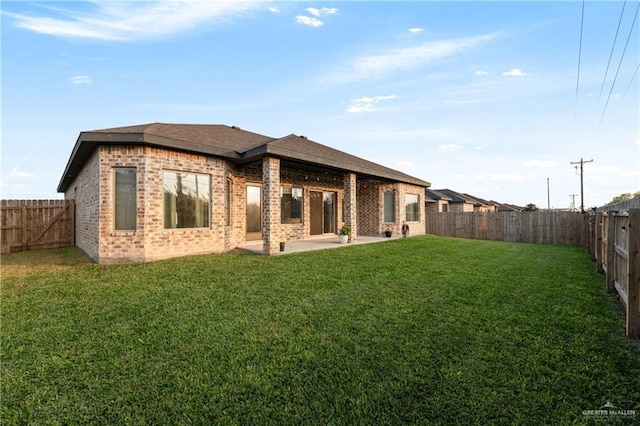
left=587, top=197, right=640, bottom=338
left=426, top=202, right=640, bottom=338
left=1, top=199, right=75, bottom=254
left=425, top=211, right=585, bottom=245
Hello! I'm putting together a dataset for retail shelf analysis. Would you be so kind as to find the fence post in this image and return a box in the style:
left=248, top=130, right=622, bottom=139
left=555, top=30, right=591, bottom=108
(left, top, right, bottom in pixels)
left=70, top=201, right=76, bottom=246
left=595, top=212, right=603, bottom=273
left=606, top=211, right=616, bottom=293
left=584, top=213, right=596, bottom=261
left=627, top=208, right=639, bottom=339
left=21, top=205, right=28, bottom=251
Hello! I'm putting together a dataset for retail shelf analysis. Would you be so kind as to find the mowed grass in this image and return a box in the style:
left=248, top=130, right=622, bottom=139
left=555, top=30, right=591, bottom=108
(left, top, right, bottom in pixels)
left=2, top=236, right=639, bottom=424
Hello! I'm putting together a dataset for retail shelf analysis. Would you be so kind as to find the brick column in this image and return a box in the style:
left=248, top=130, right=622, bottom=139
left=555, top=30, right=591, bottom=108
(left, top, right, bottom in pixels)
left=344, top=172, right=357, bottom=243
left=262, top=157, right=281, bottom=254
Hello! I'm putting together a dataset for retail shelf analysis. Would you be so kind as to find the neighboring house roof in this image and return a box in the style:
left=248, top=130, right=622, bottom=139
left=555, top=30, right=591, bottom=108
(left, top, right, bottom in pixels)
left=57, top=123, right=430, bottom=192
left=491, top=201, right=523, bottom=212
left=462, top=193, right=497, bottom=209
left=425, top=189, right=453, bottom=202
left=431, top=189, right=477, bottom=205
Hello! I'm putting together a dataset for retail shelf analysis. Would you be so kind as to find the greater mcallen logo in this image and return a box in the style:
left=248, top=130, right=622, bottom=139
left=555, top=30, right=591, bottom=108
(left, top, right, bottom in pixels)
left=582, top=402, right=636, bottom=420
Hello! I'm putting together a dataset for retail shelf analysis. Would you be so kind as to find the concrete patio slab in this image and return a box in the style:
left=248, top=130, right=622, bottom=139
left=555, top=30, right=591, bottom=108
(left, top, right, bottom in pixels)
left=237, top=235, right=403, bottom=255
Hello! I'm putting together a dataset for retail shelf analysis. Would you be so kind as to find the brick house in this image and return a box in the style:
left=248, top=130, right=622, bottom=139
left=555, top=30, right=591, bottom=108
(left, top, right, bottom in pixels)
left=57, top=123, right=430, bottom=263
left=429, top=189, right=476, bottom=213
left=425, top=189, right=452, bottom=213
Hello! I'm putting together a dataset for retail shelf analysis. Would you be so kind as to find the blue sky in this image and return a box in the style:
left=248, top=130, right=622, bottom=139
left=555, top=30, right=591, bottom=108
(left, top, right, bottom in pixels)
left=2, top=1, right=638, bottom=208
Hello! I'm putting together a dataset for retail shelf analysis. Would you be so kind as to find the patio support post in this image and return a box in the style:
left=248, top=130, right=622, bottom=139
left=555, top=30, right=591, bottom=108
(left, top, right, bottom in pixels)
left=344, top=172, right=357, bottom=243
left=262, top=157, right=281, bottom=254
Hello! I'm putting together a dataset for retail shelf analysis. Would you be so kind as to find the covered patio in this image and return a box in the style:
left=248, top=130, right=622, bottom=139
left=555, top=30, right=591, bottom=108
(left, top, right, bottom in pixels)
left=237, top=235, right=403, bottom=255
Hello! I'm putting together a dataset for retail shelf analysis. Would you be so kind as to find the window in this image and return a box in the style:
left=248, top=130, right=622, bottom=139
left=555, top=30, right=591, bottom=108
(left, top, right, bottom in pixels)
left=406, top=193, right=419, bottom=222
left=384, top=191, right=395, bottom=222
left=281, top=186, right=303, bottom=224
left=163, top=171, right=210, bottom=229
left=114, top=168, right=136, bottom=230
left=225, top=178, right=232, bottom=226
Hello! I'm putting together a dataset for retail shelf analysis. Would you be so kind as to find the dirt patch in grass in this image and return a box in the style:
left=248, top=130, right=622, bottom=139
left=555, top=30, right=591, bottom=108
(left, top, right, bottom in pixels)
left=1, top=247, right=93, bottom=278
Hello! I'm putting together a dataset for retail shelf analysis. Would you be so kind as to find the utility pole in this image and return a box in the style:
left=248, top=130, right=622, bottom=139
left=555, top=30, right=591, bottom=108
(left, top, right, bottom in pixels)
left=570, top=158, right=593, bottom=213
left=569, top=194, right=578, bottom=211
left=547, top=177, right=550, bottom=210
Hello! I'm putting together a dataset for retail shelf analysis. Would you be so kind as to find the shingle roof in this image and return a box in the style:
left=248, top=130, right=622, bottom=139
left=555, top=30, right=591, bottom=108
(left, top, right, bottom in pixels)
left=425, top=189, right=452, bottom=202
left=58, top=122, right=430, bottom=192
left=462, top=193, right=495, bottom=207
left=431, top=189, right=477, bottom=204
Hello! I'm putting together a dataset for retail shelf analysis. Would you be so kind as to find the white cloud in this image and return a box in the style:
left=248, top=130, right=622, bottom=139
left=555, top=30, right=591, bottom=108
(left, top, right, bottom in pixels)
left=502, top=68, right=527, bottom=76
left=590, top=164, right=639, bottom=179
left=523, top=160, right=556, bottom=168
left=476, top=173, right=528, bottom=182
left=444, top=99, right=485, bottom=108
left=397, top=160, right=415, bottom=168
left=296, top=15, right=323, bottom=27
left=409, top=27, right=423, bottom=34
left=70, top=75, right=92, bottom=85
left=297, top=6, right=337, bottom=27
left=268, top=6, right=280, bottom=13
left=328, top=33, right=498, bottom=82
left=5, top=1, right=264, bottom=41
left=348, top=95, right=396, bottom=113
left=437, top=144, right=463, bottom=152
left=306, top=7, right=338, bottom=16
left=475, top=70, right=488, bottom=75
left=6, top=169, right=38, bottom=179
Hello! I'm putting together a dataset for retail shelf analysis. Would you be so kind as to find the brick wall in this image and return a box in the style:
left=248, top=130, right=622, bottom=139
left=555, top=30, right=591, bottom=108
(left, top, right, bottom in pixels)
left=66, top=146, right=226, bottom=263
left=396, top=182, right=426, bottom=237
left=426, top=200, right=449, bottom=213
left=357, top=179, right=380, bottom=235
left=65, top=150, right=100, bottom=261
left=65, top=146, right=426, bottom=262
left=356, top=179, right=426, bottom=237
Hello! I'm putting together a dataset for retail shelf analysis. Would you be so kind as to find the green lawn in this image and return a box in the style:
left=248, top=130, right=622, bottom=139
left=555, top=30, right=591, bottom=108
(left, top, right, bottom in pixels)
left=2, top=236, right=639, bottom=425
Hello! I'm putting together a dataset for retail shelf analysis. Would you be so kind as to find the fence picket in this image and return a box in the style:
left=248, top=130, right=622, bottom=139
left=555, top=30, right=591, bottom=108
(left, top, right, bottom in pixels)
left=1, top=200, right=75, bottom=254
left=426, top=198, right=640, bottom=339
left=425, top=211, right=583, bottom=245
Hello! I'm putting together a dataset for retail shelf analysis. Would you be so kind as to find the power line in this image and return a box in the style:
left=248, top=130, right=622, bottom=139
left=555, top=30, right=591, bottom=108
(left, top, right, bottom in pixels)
left=597, top=0, right=627, bottom=108
left=598, top=0, right=640, bottom=130
left=621, top=62, right=640, bottom=99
